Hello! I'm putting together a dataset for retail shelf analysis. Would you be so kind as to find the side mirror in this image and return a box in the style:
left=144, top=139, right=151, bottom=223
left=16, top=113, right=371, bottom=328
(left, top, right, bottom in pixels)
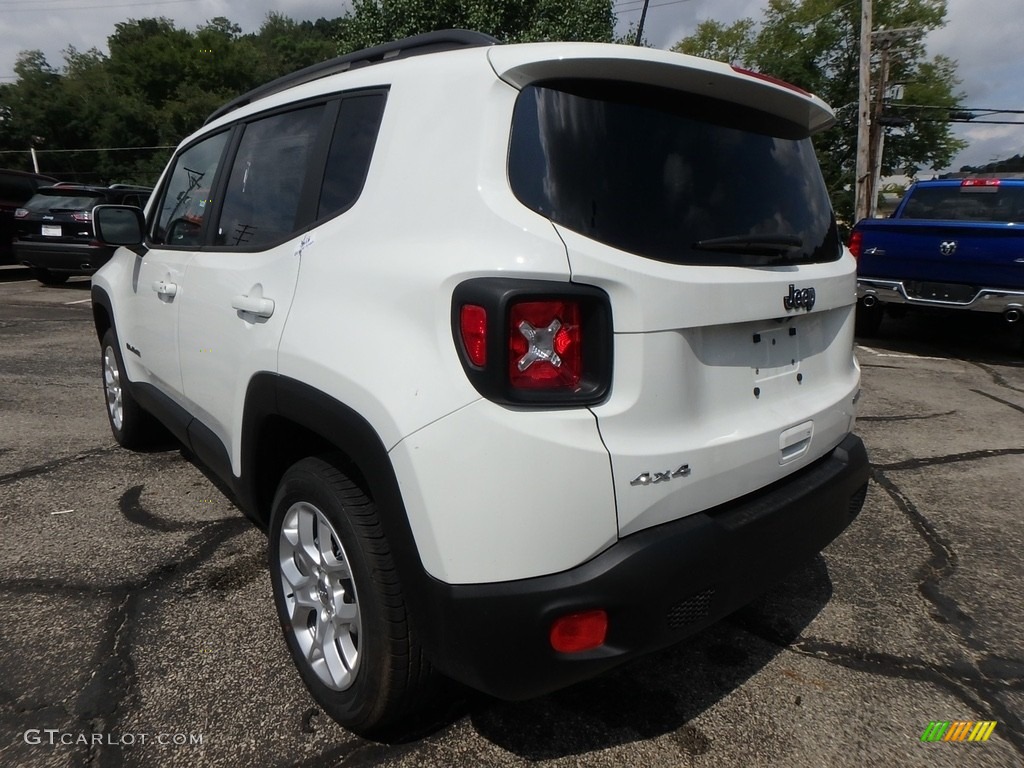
left=93, top=205, right=147, bottom=257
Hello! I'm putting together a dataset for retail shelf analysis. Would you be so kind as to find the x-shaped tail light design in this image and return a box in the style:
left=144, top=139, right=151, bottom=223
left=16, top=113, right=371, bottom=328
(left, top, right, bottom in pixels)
left=516, top=318, right=563, bottom=371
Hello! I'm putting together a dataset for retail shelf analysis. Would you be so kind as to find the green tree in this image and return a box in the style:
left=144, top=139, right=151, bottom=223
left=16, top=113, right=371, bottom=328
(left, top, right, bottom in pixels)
left=673, top=0, right=965, bottom=225
left=340, top=0, right=615, bottom=50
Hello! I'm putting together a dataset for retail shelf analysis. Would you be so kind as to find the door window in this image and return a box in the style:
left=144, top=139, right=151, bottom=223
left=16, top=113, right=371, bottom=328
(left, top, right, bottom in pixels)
left=215, top=105, right=324, bottom=248
left=153, top=132, right=229, bottom=247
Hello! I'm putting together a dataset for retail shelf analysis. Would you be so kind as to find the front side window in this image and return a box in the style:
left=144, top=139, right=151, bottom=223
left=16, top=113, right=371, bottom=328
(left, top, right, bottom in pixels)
left=154, top=131, right=229, bottom=246
left=214, top=105, right=324, bottom=247
left=509, top=80, right=840, bottom=267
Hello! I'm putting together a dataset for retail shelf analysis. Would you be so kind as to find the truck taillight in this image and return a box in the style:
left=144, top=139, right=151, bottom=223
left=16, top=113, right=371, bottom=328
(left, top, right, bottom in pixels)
left=452, top=279, right=611, bottom=406
left=848, top=229, right=863, bottom=260
left=961, top=178, right=999, bottom=188
left=509, top=300, right=581, bottom=389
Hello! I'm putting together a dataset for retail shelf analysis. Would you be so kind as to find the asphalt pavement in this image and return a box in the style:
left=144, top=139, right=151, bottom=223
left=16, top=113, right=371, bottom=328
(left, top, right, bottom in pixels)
left=0, top=265, right=1021, bottom=767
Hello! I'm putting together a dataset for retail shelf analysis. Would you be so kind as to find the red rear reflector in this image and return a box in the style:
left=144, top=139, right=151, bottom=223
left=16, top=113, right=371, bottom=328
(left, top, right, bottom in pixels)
left=550, top=610, right=608, bottom=653
left=730, top=65, right=810, bottom=96
left=459, top=304, right=488, bottom=367
left=848, top=229, right=863, bottom=260
left=509, top=300, right=582, bottom=389
left=961, top=178, right=999, bottom=187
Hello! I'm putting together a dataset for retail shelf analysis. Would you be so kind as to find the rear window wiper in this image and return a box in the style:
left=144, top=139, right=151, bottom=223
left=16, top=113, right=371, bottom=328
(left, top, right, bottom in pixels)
left=693, top=234, right=804, bottom=255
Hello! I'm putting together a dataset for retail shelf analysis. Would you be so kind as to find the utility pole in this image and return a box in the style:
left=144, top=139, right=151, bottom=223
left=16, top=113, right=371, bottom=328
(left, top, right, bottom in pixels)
left=854, top=0, right=872, bottom=223
left=868, top=45, right=890, bottom=219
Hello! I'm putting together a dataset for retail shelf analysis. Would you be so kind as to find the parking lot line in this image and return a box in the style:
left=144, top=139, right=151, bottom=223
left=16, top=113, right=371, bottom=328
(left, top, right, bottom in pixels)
left=63, top=299, right=91, bottom=305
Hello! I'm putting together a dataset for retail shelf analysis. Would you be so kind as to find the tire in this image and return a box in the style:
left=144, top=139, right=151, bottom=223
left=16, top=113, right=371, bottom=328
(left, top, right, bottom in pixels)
left=269, top=456, right=440, bottom=740
left=101, top=327, right=162, bottom=449
left=854, top=300, right=884, bottom=337
left=32, top=268, right=68, bottom=286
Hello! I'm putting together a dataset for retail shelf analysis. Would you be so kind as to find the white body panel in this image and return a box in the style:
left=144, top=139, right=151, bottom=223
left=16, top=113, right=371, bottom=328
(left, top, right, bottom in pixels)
left=177, top=245, right=301, bottom=473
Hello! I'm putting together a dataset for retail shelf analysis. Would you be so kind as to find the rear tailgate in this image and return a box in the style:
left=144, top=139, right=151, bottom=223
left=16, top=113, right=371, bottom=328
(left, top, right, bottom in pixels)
left=857, top=219, right=1024, bottom=292
left=565, top=231, right=859, bottom=536
left=495, top=47, right=860, bottom=538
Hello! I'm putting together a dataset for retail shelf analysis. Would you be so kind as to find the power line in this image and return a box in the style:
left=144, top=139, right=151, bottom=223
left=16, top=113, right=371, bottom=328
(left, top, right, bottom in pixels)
left=0, top=0, right=195, bottom=12
left=0, top=145, right=174, bottom=155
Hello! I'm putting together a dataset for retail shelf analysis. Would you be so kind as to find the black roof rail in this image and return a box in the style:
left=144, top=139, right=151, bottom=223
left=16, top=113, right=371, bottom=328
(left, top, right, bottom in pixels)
left=205, top=29, right=499, bottom=126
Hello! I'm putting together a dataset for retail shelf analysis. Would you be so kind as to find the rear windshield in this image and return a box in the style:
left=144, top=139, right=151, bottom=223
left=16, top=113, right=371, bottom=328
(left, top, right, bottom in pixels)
left=508, top=79, right=840, bottom=266
left=900, top=184, right=1024, bottom=222
left=24, top=191, right=104, bottom=213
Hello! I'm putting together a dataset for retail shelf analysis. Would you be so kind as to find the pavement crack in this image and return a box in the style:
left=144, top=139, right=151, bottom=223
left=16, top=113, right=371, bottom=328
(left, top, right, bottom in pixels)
left=971, top=388, right=1024, bottom=416
left=0, top=447, right=119, bottom=486
left=872, top=447, right=1024, bottom=472
left=858, top=410, right=956, bottom=422
left=969, top=360, right=1024, bottom=394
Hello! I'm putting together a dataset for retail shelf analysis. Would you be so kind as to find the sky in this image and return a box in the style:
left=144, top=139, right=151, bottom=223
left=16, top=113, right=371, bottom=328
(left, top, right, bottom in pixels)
left=0, top=0, right=1020, bottom=173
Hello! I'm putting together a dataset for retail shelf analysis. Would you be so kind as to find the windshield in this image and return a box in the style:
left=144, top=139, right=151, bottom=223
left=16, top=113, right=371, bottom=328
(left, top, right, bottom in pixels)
left=508, top=79, right=841, bottom=266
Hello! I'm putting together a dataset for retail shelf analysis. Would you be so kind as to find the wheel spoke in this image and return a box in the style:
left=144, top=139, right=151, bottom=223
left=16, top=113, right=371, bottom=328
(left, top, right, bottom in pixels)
left=295, top=505, right=321, bottom=564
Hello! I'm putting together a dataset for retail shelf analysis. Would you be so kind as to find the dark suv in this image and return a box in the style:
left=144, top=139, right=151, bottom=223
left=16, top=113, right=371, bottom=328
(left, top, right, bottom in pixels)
left=14, top=184, right=150, bottom=284
left=0, top=169, right=58, bottom=265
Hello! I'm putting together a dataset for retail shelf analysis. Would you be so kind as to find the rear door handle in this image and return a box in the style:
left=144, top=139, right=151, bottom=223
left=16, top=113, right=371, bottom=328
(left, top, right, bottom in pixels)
left=151, top=280, right=177, bottom=298
left=231, top=294, right=275, bottom=318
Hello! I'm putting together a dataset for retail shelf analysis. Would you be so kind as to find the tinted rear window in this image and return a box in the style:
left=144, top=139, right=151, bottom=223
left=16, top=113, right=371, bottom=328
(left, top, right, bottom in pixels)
left=24, top=192, right=105, bottom=213
left=900, top=184, right=1024, bottom=222
left=508, top=80, right=840, bottom=266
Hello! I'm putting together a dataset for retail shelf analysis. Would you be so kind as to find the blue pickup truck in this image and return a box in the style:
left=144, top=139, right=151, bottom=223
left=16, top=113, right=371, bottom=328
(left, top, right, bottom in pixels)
left=850, top=177, right=1024, bottom=342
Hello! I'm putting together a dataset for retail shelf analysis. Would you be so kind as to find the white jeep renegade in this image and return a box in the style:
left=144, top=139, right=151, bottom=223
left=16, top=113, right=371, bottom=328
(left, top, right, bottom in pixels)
left=91, top=30, right=869, bottom=738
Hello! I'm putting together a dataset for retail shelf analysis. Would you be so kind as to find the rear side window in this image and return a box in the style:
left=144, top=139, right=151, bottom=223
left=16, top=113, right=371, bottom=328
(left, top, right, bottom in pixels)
left=317, top=93, right=386, bottom=220
left=901, top=185, right=1024, bottom=222
left=215, top=105, right=324, bottom=247
left=509, top=80, right=840, bottom=266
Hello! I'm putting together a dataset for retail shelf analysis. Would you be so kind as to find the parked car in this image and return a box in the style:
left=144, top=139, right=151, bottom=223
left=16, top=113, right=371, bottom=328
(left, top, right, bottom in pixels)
left=90, top=30, right=868, bottom=739
left=13, top=183, right=151, bottom=284
left=0, top=168, right=58, bottom=265
left=851, top=176, right=1024, bottom=339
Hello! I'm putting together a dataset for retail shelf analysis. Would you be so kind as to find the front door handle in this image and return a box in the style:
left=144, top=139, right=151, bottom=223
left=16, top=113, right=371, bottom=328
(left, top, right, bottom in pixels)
left=151, top=280, right=177, bottom=298
left=232, top=294, right=275, bottom=318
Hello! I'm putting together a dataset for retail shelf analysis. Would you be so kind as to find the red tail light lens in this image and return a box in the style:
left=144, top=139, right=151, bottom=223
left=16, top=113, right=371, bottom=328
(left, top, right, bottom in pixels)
left=550, top=609, right=608, bottom=653
left=848, top=229, right=862, bottom=260
left=14, top=208, right=28, bottom=219
left=72, top=211, right=92, bottom=223
left=509, top=300, right=581, bottom=389
left=459, top=304, right=488, bottom=367
left=961, top=178, right=999, bottom=188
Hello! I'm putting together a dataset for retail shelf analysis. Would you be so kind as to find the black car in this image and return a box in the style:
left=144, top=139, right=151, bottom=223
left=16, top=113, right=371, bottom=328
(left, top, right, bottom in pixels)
left=0, top=169, right=59, bottom=265
left=14, top=184, right=151, bottom=284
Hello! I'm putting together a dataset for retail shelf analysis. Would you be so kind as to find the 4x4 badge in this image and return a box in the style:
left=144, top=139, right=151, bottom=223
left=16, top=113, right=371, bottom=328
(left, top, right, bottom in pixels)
left=631, top=464, right=691, bottom=487
left=783, top=283, right=816, bottom=311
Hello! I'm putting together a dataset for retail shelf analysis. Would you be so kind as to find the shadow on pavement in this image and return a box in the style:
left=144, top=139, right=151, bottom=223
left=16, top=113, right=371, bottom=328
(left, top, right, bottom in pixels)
left=857, top=308, right=1023, bottom=364
left=469, top=555, right=833, bottom=759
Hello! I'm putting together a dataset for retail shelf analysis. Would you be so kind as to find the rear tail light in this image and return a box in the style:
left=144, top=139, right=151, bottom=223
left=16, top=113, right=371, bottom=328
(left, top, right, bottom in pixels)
left=14, top=208, right=28, bottom=219
left=72, top=211, right=92, bottom=223
left=459, top=304, right=488, bottom=367
left=848, top=229, right=863, bottom=260
left=452, top=278, right=611, bottom=406
left=509, top=300, right=581, bottom=389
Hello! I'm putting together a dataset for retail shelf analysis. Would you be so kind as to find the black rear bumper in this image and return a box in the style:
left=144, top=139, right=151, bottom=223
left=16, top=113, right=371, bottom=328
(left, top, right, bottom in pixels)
left=418, top=433, right=869, bottom=700
left=14, top=240, right=114, bottom=273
